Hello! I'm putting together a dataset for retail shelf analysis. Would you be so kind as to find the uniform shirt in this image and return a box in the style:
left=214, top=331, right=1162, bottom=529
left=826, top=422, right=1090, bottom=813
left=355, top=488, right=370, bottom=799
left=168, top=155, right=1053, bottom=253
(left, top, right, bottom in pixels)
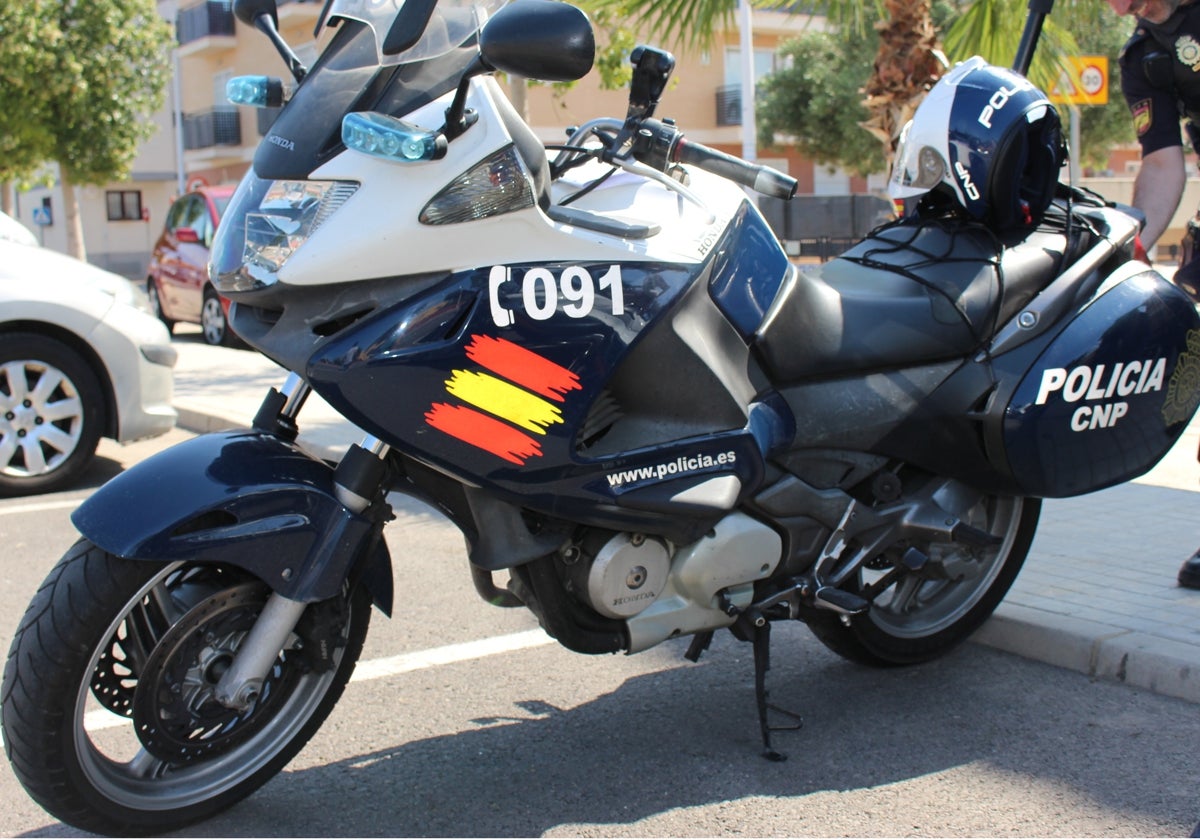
left=1119, top=1, right=1200, bottom=154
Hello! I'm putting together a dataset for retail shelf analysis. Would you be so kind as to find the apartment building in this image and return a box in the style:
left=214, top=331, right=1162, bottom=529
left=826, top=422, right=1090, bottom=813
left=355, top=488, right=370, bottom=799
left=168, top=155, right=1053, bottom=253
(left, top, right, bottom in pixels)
left=11, top=0, right=884, bottom=277
left=174, top=0, right=877, bottom=190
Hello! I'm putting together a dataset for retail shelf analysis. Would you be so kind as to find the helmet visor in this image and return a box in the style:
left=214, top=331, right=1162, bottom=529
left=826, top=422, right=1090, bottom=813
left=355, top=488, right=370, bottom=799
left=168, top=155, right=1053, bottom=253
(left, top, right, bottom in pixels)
left=889, top=121, right=948, bottom=199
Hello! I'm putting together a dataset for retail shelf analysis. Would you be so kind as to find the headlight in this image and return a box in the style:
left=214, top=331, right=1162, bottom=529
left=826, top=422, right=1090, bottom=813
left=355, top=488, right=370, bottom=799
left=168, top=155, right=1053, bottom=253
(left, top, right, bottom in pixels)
left=121, top=282, right=156, bottom=316
left=243, top=180, right=359, bottom=276
left=94, top=275, right=154, bottom=315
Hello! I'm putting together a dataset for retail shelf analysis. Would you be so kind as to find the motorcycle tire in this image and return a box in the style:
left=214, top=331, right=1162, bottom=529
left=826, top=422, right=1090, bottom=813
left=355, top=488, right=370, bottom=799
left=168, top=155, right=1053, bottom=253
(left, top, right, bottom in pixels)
left=1, top=539, right=371, bottom=836
left=807, top=493, right=1040, bottom=667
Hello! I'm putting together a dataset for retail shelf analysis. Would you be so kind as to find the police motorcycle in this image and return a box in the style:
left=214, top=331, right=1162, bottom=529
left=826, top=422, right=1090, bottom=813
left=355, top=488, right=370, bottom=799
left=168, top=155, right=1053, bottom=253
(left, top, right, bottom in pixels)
left=5, top=0, right=1200, bottom=833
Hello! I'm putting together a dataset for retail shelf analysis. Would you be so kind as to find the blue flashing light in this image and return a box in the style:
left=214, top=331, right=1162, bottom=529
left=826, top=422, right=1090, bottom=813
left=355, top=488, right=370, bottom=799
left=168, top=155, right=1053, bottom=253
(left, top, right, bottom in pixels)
left=226, top=75, right=283, bottom=108
left=341, top=111, right=445, bottom=163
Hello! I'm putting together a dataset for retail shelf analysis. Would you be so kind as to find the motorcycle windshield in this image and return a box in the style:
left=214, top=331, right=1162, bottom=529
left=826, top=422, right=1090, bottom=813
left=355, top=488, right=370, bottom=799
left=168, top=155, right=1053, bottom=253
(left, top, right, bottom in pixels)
left=252, top=0, right=502, bottom=180
left=326, top=0, right=505, bottom=67
left=211, top=0, right=503, bottom=292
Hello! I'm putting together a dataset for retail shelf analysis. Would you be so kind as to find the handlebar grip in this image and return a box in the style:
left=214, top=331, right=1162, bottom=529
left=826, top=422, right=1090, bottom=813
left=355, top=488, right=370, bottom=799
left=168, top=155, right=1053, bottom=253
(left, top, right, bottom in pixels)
left=673, top=139, right=798, bottom=200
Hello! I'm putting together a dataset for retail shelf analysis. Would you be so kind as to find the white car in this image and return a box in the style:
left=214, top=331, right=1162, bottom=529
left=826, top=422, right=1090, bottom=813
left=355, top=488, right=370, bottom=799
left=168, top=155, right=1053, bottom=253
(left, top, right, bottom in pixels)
left=0, top=216, right=177, bottom=495
left=0, top=210, right=38, bottom=246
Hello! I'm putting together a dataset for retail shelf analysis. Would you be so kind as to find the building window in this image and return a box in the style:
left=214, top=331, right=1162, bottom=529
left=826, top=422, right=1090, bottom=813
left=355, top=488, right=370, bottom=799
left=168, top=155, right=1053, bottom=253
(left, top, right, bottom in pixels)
left=106, top=190, right=143, bottom=221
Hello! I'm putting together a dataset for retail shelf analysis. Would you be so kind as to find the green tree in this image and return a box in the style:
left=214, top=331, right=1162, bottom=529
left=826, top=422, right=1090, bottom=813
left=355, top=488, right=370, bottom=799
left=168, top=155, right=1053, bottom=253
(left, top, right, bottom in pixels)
left=0, top=0, right=173, bottom=258
left=757, top=27, right=886, bottom=178
left=758, top=2, right=1132, bottom=176
left=1057, top=5, right=1136, bottom=171
left=589, top=0, right=1103, bottom=159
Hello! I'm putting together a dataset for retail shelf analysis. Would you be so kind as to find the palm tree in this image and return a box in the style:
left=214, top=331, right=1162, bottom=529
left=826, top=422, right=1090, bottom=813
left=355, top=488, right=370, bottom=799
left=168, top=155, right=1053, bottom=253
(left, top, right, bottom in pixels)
left=860, top=0, right=944, bottom=155
left=589, top=0, right=1091, bottom=158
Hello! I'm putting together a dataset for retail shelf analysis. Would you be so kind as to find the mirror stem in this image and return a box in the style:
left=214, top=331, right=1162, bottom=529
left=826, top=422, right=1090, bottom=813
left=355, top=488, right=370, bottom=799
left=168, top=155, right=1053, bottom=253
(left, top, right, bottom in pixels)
left=443, top=57, right=487, bottom=139
left=253, top=14, right=308, bottom=83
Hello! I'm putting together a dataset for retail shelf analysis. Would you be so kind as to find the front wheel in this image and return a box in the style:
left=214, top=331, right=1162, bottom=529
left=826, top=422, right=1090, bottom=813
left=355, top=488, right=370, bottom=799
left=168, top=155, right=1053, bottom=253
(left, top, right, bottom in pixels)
left=1, top=540, right=370, bottom=836
left=807, top=488, right=1040, bottom=667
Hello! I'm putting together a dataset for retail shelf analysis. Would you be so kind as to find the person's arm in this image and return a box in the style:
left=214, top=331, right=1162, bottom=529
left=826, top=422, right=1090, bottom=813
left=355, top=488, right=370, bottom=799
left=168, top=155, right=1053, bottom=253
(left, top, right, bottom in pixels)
left=1131, top=144, right=1187, bottom=249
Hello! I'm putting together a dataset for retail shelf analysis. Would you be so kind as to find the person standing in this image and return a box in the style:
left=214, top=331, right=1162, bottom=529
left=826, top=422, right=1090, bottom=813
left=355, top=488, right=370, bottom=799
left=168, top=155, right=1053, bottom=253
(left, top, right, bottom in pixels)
left=1107, top=0, right=1200, bottom=588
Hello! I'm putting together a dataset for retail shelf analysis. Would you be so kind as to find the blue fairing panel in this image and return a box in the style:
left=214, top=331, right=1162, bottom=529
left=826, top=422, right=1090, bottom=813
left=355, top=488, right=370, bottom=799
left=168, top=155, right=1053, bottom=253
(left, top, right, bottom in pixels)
left=1003, top=270, right=1200, bottom=497
left=707, top=202, right=791, bottom=338
left=72, top=431, right=390, bottom=606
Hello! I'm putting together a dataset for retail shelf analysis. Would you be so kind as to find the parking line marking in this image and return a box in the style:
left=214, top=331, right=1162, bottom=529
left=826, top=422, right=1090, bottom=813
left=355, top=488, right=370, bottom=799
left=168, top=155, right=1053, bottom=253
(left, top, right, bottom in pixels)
left=0, top=499, right=81, bottom=516
left=66, top=629, right=554, bottom=738
left=349, top=628, right=552, bottom=683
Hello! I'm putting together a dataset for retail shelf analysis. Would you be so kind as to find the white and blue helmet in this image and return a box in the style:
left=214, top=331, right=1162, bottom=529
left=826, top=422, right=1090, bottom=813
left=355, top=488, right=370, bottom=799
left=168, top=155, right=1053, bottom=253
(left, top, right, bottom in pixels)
left=889, top=57, right=1067, bottom=229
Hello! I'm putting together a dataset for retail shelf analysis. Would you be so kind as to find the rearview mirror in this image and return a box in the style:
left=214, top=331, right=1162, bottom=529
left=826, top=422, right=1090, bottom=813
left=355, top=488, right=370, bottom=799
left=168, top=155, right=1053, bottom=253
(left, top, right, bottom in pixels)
left=232, top=0, right=278, bottom=28
left=479, top=0, right=594, bottom=82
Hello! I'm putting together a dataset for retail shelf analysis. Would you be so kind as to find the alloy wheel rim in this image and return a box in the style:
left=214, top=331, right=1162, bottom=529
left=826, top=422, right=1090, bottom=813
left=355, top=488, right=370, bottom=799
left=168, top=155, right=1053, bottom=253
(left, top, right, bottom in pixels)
left=0, top=359, right=84, bottom=477
left=202, top=297, right=225, bottom=344
left=73, top=564, right=346, bottom=811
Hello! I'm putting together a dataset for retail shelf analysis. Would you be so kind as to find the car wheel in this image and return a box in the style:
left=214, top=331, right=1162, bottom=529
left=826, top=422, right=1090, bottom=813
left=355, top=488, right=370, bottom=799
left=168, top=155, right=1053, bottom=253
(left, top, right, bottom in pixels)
left=146, top=278, right=175, bottom=334
left=0, top=333, right=105, bottom=496
left=201, top=287, right=230, bottom=346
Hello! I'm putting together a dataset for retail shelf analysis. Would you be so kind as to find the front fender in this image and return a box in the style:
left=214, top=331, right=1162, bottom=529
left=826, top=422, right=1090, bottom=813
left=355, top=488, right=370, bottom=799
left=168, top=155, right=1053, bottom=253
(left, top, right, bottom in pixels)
left=73, top=430, right=393, bottom=610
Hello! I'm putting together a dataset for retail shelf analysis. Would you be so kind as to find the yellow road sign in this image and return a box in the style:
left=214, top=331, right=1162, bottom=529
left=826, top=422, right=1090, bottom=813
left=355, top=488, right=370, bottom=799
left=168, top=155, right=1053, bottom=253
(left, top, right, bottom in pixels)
left=1050, top=55, right=1109, bottom=106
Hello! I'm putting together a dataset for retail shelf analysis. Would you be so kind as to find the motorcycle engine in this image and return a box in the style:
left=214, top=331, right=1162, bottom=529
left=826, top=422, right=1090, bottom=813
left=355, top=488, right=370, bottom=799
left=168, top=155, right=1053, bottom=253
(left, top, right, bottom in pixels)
left=565, top=533, right=671, bottom=619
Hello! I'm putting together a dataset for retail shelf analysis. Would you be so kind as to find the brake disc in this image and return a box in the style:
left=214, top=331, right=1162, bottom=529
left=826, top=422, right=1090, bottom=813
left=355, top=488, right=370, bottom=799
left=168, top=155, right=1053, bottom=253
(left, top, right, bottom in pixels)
left=131, top=581, right=303, bottom=763
left=90, top=565, right=231, bottom=718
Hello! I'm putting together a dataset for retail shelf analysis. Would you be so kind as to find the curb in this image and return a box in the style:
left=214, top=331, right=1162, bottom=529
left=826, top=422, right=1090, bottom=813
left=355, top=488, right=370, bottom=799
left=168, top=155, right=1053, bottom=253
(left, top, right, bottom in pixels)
left=174, top=404, right=241, bottom=435
left=974, top=604, right=1200, bottom=705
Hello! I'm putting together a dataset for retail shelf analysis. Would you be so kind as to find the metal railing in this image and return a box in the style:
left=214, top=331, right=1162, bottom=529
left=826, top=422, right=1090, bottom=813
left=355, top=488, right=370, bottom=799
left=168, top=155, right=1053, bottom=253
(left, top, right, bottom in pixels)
left=182, top=109, right=242, bottom=150
left=177, top=0, right=235, bottom=45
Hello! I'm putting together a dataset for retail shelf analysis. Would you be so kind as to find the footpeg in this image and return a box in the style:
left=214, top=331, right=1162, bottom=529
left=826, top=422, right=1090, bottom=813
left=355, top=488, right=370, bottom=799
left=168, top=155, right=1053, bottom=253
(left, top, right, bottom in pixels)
left=812, top=586, right=869, bottom=615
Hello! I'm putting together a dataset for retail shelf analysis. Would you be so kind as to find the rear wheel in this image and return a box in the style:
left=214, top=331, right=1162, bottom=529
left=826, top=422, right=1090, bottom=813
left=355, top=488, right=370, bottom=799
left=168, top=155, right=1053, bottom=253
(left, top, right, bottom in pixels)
left=1, top=540, right=370, bottom=836
left=807, top=485, right=1040, bottom=667
left=0, top=333, right=105, bottom=496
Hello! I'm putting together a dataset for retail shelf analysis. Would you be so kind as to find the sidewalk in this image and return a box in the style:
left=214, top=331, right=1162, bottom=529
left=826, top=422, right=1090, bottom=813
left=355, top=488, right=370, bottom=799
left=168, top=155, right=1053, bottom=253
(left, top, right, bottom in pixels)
left=168, top=330, right=1200, bottom=706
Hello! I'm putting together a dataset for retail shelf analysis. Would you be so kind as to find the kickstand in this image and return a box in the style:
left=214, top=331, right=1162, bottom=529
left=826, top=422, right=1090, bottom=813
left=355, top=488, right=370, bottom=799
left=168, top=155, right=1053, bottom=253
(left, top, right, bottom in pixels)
left=684, top=630, right=713, bottom=662
left=751, top=621, right=802, bottom=762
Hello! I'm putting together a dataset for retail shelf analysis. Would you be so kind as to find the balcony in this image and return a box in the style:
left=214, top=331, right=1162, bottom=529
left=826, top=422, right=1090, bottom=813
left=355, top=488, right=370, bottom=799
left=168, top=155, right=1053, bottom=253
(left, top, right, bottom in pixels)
left=177, top=1, right=236, bottom=55
left=183, top=109, right=242, bottom=150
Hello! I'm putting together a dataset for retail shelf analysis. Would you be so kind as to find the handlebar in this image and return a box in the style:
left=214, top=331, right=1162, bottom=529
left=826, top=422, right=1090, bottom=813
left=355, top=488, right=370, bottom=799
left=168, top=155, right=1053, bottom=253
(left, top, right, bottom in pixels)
left=674, top=139, right=798, bottom=200
left=628, top=118, right=797, bottom=200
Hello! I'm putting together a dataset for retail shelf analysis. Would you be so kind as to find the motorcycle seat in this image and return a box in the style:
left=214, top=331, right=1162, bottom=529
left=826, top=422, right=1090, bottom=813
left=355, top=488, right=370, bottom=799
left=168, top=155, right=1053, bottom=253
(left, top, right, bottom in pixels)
left=755, top=220, right=1068, bottom=382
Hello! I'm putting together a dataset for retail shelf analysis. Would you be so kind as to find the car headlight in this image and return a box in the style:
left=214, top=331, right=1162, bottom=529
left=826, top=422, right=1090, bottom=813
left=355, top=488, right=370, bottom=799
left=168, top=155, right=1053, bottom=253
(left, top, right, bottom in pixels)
left=121, top=282, right=156, bottom=316
left=244, top=180, right=359, bottom=275
left=94, top=275, right=155, bottom=315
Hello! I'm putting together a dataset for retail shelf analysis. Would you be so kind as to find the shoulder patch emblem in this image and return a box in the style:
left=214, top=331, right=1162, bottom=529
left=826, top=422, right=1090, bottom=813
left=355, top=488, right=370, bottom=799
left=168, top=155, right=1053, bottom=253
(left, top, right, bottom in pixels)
left=1133, top=99, right=1153, bottom=135
left=1178, top=34, right=1200, bottom=70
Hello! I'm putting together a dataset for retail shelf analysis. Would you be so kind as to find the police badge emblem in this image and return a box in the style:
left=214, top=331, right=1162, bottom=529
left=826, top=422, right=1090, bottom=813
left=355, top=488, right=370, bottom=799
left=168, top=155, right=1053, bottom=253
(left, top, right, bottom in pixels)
left=1177, top=34, right=1200, bottom=71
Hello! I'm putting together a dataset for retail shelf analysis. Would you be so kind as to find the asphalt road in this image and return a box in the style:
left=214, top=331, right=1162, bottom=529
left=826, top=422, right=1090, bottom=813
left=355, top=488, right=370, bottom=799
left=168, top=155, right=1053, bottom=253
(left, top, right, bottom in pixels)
left=0, top=430, right=1197, bottom=837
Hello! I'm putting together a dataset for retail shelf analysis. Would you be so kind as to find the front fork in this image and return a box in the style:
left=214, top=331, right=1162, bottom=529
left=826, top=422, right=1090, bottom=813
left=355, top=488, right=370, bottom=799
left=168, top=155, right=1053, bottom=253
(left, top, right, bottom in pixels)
left=214, top=374, right=391, bottom=711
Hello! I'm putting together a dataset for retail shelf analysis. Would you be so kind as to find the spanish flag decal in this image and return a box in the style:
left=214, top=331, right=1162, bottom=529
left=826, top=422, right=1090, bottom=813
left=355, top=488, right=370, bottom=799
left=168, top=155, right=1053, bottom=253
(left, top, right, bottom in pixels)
left=425, top=335, right=582, bottom=465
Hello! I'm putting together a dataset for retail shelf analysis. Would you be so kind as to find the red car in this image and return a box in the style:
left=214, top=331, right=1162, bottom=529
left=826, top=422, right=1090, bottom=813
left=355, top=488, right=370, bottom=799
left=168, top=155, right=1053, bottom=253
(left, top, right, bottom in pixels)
left=146, top=185, right=240, bottom=346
